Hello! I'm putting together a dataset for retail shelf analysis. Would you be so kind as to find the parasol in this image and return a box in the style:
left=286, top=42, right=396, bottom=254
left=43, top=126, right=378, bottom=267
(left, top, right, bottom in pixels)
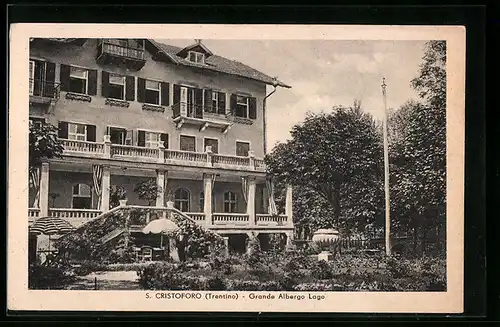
left=142, top=218, right=179, bottom=248
left=29, top=216, right=75, bottom=253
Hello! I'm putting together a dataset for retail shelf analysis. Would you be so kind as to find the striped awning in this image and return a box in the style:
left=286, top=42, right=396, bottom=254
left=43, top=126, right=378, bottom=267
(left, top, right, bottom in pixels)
left=29, top=216, right=75, bottom=235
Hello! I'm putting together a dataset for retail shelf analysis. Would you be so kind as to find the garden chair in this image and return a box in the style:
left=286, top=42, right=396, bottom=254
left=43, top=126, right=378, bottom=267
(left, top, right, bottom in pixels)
left=140, top=246, right=153, bottom=262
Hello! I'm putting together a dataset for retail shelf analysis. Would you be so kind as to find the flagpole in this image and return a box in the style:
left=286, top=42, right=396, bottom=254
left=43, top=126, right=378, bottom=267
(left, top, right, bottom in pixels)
left=381, top=77, right=391, bottom=256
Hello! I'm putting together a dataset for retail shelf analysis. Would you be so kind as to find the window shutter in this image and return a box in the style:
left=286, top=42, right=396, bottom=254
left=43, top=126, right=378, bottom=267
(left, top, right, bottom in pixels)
left=218, top=92, right=226, bottom=115
left=86, top=125, right=96, bottom=142
left=137, top=130, right=146, bottom=147
left=101, top=71, right=110, bottom=98
left=194, top=88, right=203, bottom=118
left=126, top=130, right=134, bottom=145
left=106, top=126, right=110, bottom=136
left=204, top=89, right=212, bottom=112
left=58, top=121, right=68, bottom=139
left=160, top=133, right=169, bottom=149
left=59, top=64, right=71, bottom=92
left=248, top=97, right=257, bottom=119
left=137, top=78, right=146, bottom=103
left=125, top=76, right=135, bottom=101
left=160, top=82, right=170, bottom=106
left=173, top=84, right=181, bottom=104
left=87, top=69, right=98, bottom=96
left=230, top=94, right=237, bottom=115
left=45, top=61, right=56, bottom=82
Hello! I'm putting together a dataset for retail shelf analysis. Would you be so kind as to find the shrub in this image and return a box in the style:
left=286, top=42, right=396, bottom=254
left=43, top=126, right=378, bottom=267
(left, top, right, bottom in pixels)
left=311, top=260, right=334, bottom=280
left=29, top=264, right=72, bottom=290
left=137, top=262, right=184, bottom=290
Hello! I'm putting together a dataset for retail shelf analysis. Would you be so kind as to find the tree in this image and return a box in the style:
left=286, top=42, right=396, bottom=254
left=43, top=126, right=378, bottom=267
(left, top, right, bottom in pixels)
left=109, top=185, right=127, bottom=209
left=389, top=41, right=447, bottom=253
left=134, top=179, right=162, bottom=206
left=29, top=121, right=64, bottom=170
left=265, top=104, right=384, bottom=236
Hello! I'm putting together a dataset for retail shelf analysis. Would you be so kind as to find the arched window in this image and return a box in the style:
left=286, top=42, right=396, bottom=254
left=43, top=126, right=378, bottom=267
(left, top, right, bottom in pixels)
left=174, top=188, right=190, bottom=212
left=199, top=191, right=216, bottom=212
left=72, top=183, right=92, bottom=209
left=223, top=191, right=237, bottom=213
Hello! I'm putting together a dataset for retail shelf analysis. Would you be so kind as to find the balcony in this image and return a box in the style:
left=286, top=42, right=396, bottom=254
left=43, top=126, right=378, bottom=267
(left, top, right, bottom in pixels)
left=96, top=39, right=146, bottom=71
left=59, top=138, right=267, bottom=172
left=29, top=79, right=60, bottom=105
left=28, top=208, right=290, bottom=230
left=171, top=102, right=232, bottom=133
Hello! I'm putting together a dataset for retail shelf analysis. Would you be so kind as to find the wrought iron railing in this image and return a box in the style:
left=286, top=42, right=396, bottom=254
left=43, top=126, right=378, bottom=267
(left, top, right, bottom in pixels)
left=29, top=79, right=60, bottom=100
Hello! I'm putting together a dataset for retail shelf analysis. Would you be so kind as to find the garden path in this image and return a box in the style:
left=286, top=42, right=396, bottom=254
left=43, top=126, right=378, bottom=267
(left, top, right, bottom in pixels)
left=66, top=271, right=141, bottom=290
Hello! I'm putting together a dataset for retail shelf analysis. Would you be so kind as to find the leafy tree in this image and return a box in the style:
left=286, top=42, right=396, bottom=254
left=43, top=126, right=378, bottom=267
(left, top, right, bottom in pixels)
left=134, top=179, right=162, bottom=206
left=29, top=121, right=64, bottom=170
left=265, top=104, right=384, bottom=236
left=389, top=40, right=447, bottom=253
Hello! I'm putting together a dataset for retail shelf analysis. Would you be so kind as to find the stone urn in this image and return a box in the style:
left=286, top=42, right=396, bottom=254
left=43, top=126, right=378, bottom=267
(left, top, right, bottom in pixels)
left=312, top=228, right=340, bottom=261
left=119, top=199, right=128, bottom=207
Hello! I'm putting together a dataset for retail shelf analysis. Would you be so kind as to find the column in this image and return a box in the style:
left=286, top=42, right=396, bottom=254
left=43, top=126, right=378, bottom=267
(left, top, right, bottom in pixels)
left=203, top=173, right=213, bottom=226
left=246, top=177, right=256, bottom=226
left=100, top=165, right=111, bottom=212
left=285, top=231, right=294, bottom=250
left=156, top=170, right=166, bottom=207
left=103, top=135, right=111, bottom=159
left=285, top=184, right=293, bottom=223
left=39, top=162, right=50, bottom=217
left=222, top=236, right=229, bottom=258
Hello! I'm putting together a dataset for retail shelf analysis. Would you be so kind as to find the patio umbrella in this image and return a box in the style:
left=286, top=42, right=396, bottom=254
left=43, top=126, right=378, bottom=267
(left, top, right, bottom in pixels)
left=142, top=218, right=179, bottom=248
left=29, top=216, right=75, bottom=252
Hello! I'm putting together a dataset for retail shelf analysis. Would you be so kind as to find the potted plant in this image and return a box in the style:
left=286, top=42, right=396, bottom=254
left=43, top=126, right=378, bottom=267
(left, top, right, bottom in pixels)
left=312, top=228, right=340, bottom=262
left=109, top=185, right=128, bottom=208
left=134, top=179, right=162, bottom=206
left=165, top=189, right=175, bottom=209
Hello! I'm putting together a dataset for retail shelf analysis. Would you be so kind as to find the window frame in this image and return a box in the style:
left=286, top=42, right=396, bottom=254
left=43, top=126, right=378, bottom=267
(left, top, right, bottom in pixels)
left=68, top=122, right=87, bottom=141
left=144, top=79, right=162, bottom=105
left=179, top=134, right=197, bottom=152
left=187, top=51, right=205, bottom=64
left=69, top=66, right=89, bottom=95
left=145, top=131, right=161, bottom=148
left=235, top=140, right=251, bottom=157
left=223, top=191, right=237, bottom=213
left=71, top=183, right=93, bottom=209
left=203, top=137, right=219, bottom=153
left=235, top=95, right=249, bottom=118
left=108, top=73, right=126, bottom=100
left=174, top=188, right=191, bottom=212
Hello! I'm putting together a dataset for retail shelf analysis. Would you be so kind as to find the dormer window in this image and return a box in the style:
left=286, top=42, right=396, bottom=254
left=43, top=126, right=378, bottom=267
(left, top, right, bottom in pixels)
left=188, top=51, right=205, bottom=64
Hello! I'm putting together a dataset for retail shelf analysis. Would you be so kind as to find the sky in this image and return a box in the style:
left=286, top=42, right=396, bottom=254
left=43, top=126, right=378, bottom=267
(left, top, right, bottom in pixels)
left=158, top=39, right=427, bottom=151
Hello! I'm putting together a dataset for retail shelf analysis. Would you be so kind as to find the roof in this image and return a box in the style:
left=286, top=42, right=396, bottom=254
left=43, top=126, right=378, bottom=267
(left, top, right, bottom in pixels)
left=149, top=40, right=291, bottom=89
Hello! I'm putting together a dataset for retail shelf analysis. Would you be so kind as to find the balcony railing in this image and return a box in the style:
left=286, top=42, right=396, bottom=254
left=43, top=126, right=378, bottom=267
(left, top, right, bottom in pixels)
left=49, top=208, right=102, bottom=219
left=96, top=39, right=146, bottom=70
left=28, top=208, right=40, bottom=219
left=29, top=79, right=60, bottom=102
left=256, top=214, right=288, bottom=225
left=98, top=39, right=145, bottom=60
left=59, top=137, right=267, bottom=172
left=212, top=213, right=249, bottom=225
left=186, top=212, right=205, bottom=221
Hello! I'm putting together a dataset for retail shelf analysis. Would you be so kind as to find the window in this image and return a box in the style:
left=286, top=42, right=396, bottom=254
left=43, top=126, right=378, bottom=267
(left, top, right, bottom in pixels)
left=145, top=132, right=160, bottom=148
left=69, top=66, right=88, bottom=94
left=236, top=141, right=250, bottom=157
left=204, top=138, right=219, bottom=154
left=188, top=51, right=205, bottom=64
left=174, top=188, right=190, bottom=212
left=29, top=117, right=45, bottom=128
left=235, top=95, right=249, bottom=118
left=211, top=91, right=218, bottom=113
left=199, top=192, right=216, bottom=212
left=108, top=73, right=125, bottom=100
left=145, top=79, right=160, bottom=105
left=68, top=123, right=87, bottom=141
left=224, top=191, right=237, bottom=213
left=72, top=183, right=92, bottom=209
left=108, top=127, right=132, bottom=145
left=180, top=135, right=196, bottom=152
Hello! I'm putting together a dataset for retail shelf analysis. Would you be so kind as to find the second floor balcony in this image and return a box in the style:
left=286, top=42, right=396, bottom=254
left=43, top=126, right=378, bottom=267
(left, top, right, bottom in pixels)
left=171, top=102, right=232, bottom=133
left=96, top=39, right=146, bottom=71
left=59, top=137, right=267, bottom=172
left=29, top=79, right=60, bottom=105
